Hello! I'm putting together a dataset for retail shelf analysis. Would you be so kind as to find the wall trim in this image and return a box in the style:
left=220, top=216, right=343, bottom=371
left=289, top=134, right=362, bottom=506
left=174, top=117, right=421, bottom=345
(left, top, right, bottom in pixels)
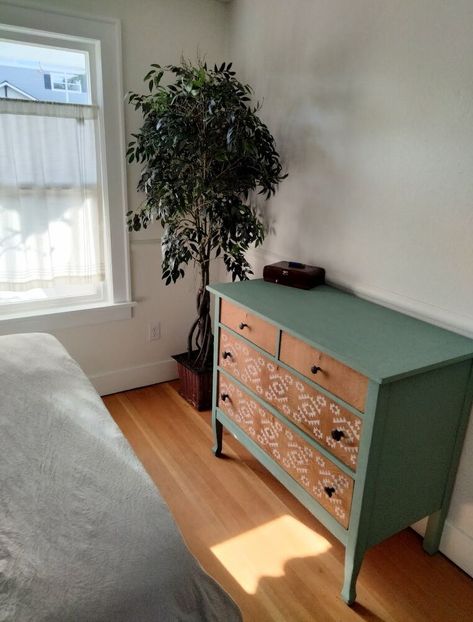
left=412, top=518, right=473, bottom=577
left=90, top=358, right=178, bottom=396
left=0, top=302, right=135, bottom=333
left=246, top=247, right=473, bottom=338
left=0, top=0, right=120, bottom=26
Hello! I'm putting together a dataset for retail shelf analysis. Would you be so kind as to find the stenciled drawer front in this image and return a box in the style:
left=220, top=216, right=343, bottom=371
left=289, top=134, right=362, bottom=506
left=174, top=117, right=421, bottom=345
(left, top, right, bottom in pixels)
left=280, top=332, right=369, bottom=412
left=220, top=298, right=277, bottom=355
left=218, top=374, right=354, bottom=528
left=219, top=329, right=362, bottom=469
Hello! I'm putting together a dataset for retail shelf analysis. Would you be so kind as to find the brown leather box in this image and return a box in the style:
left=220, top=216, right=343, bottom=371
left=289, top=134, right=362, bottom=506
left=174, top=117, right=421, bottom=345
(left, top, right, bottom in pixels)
left=263, top=261, right=325, bottom=290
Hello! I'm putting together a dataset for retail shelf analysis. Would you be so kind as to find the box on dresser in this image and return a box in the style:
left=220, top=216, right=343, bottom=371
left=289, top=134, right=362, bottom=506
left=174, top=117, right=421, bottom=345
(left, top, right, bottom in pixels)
left=263, top=261, right=325, bottom=289
left=207, top=279, right=473, bottom=605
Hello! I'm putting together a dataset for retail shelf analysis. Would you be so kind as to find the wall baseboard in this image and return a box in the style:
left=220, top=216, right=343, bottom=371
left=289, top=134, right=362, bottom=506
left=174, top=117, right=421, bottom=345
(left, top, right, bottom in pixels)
left=412, top=518, right=473, bottom=577
left=89, top=358, right=178, bottom=396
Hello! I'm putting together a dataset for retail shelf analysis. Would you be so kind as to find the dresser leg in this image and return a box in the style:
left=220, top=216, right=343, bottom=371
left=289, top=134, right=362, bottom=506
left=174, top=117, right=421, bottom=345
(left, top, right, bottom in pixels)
left=212, top=417, right=223, bottom=457
left=341, top=544, right=364, bottom=605
left=423, top=509, right=445, bottom=554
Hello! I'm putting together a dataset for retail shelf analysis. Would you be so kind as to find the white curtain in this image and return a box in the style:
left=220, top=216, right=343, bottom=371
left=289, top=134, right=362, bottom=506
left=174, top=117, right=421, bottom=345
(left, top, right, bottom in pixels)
left=0, top=99, right=105, bottom=294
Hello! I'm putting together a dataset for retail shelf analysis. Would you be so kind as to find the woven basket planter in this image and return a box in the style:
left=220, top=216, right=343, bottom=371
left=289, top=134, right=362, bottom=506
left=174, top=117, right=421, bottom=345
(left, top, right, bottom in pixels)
left=172, top=352, right=213, bottom=411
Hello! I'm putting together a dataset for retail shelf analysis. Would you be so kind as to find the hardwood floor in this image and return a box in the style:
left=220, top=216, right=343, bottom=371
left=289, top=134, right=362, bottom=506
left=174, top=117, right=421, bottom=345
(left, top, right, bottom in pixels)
left=103, top=382, right=473, bottom=622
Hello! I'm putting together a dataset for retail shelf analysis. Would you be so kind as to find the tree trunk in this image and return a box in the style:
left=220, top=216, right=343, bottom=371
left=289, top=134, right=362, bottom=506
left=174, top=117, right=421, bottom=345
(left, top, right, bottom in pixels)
left=187, top=252, right=213, bottom=370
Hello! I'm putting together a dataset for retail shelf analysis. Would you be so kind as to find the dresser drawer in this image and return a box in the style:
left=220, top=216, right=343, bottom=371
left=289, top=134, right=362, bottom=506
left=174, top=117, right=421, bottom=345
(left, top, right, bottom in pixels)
left=219, top=329, right=362, bottom=469
left=218, top=374, right=354, bottom=528
left=220, top=299, right=277, bottom=355
left=280, top=332, right=368, bottom=412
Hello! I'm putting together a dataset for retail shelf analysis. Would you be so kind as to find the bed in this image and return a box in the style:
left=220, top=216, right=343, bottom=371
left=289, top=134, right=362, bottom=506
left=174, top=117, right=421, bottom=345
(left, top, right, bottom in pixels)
left=0, top=333, right=241, bottom=622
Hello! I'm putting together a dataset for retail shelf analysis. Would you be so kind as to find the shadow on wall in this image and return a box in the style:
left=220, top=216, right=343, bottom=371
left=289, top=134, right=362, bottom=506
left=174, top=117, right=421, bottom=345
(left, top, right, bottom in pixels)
left=232, top=1, right=383, bottom=268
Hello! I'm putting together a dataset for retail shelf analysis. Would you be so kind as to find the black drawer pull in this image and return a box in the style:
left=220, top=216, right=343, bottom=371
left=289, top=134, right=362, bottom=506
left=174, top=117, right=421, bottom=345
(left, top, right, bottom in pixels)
left=220, top=393, right=230, bottom=402
left=311, top=365, right=322, bottom=374
left=324, top=486, right=336, bottom=498
left=222, top=351, right=232, bottom=359
left=331, top=429, right=345, bottom=442
left=239, top=322, right=248, bottom=330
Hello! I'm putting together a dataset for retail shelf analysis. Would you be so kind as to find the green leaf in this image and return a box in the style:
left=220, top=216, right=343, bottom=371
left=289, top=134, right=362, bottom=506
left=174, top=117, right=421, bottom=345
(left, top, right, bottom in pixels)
left=125, top=57, right=287, bottom=337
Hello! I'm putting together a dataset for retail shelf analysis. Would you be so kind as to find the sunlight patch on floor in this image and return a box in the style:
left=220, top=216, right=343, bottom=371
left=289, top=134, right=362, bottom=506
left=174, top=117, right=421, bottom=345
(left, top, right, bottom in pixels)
left=210, top=514, right=331, bottom=594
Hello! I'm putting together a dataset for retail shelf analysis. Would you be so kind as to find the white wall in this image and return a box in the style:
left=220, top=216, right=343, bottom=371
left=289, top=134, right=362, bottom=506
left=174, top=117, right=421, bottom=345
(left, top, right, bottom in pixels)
left=228, top=0, right=473, bottom=576
left=0, top=0, right=228, bottom=394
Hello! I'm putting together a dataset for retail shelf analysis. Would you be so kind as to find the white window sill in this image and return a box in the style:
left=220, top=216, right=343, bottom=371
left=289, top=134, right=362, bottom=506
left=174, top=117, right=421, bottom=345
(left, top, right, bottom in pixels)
left=0, top=301, right=135, bottom=333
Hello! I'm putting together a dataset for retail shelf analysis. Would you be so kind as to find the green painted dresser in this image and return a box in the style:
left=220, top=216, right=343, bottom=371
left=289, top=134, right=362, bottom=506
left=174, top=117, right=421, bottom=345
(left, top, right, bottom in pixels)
left=207, top=279, right=473, bottom=604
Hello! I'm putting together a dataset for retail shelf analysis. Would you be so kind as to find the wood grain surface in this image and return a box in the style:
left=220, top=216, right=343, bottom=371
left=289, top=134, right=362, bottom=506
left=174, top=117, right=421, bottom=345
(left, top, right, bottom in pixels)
left=219, top=328, right=362, bottom=469
left=104, top=382, right=473, bottom=622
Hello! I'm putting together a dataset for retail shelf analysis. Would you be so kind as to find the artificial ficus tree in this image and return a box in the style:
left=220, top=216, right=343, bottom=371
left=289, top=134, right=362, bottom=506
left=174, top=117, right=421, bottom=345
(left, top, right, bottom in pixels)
left=126, top=59, right=286, bottom=370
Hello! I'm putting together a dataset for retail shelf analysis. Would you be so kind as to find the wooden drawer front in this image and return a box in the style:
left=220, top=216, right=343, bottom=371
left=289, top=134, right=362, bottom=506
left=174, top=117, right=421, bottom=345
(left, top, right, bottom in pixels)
left=280, top=332, right=368, bottom=412
left=219, top=329, right=362, bottom=469
left=218, top=375, right=354, bottom=528
left=220, top=299, right=277, bottom=355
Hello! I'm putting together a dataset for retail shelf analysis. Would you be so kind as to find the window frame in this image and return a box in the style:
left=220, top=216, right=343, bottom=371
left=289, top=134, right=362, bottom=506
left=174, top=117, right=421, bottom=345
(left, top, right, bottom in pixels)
left=0, top=3, right=132, bottom=330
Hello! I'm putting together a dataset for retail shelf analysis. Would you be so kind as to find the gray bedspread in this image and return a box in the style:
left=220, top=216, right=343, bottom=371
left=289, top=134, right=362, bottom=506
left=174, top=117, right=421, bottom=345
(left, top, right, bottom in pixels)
left=0, top=333, right=241, bottom=622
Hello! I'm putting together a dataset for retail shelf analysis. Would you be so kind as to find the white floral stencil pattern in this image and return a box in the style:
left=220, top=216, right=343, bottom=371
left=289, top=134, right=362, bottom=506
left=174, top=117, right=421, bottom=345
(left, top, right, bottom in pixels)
left=218, top=375, right=354, bottom=528
left=219, top=329, right=362, bottom=470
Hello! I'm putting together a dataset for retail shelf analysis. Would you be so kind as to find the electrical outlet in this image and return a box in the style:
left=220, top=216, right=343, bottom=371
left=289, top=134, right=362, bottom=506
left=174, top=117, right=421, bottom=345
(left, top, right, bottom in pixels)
left=148, top=322, right=161, bottom=341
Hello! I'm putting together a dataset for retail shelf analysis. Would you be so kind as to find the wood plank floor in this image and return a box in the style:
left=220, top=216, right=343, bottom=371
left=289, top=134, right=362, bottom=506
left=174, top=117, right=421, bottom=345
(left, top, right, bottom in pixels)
left=103, top=381, right=473, bottom=622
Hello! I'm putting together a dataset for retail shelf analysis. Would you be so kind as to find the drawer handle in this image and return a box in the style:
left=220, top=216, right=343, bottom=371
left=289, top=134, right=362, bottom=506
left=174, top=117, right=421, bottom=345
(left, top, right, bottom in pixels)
left=222, top=351, right=233, bottom=359
left=239, top=322, right=249, bottom=330
left=324, top=486, right=336, bottom=498
left=331, top=429, right=345, bottom=442
left=220, top=393, right=230, bottom=402
left=311, top=365, right=322, bottom=375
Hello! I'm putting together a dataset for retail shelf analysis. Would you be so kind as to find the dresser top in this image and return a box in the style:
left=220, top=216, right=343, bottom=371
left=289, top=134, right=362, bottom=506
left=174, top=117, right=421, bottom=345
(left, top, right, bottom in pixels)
left=208, top=280, right=473, bottom=383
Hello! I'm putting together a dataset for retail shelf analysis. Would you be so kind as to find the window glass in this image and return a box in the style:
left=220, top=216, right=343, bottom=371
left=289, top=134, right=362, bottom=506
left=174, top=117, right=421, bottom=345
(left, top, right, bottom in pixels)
left=0, top=38, right=106, bottom=313
left=67, top=74, right=82, bottom=92
left=0, top=40, right=89, bottom=104
left=51, top=72, right=66, bottom=90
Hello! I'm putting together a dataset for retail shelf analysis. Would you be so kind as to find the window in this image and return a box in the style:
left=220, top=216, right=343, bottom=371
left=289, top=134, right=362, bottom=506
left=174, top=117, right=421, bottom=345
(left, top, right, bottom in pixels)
left=0, top=6, right=131, bottom=328
left=0, top=40, right=104, bottom=311
left=0, top=40, right=89, bottom=104
left=67, top=74, right=83, bottom=92
left=51, top=72, right=66, bottom=90
left=50, top=72, right=86, bottom=95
